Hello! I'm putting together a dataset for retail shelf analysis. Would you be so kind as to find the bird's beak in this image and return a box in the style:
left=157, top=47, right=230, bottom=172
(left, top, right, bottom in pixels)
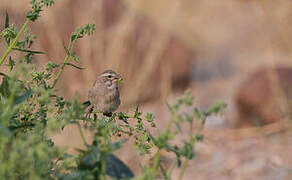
left=117, top=78, right=123, bottom=83
left=115, top=74, right=123, bottom=83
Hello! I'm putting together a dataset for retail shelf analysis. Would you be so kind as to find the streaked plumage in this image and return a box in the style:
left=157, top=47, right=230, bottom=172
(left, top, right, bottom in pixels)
left=88, top=70, right=121, bottom=114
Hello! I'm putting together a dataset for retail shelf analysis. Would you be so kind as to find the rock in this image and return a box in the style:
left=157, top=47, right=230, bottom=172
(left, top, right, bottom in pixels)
left=234, top=67, right=292, bottom=127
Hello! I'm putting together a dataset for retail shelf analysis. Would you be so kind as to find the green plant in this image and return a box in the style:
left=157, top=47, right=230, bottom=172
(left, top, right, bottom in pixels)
left=0, top=1, right=227, bottom=180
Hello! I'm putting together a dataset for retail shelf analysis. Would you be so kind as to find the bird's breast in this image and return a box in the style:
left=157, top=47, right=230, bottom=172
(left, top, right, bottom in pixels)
left=90, top=87, right=120, bottom=113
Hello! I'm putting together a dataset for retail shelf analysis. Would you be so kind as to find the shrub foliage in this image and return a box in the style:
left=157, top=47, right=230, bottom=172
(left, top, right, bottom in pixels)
left=0, top=1, right=226, bottom=179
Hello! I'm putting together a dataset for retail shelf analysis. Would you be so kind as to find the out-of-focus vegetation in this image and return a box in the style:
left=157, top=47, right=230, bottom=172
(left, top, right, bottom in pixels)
left=0, top=1, right=227, bottom=179
left=2, top=0, right=292, bottom=179
left=2, top=0, right=292, bottom=107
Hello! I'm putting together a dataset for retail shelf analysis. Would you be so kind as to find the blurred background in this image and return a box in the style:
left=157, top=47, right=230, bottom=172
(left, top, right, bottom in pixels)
left=1, top=0, right=292, bottom=179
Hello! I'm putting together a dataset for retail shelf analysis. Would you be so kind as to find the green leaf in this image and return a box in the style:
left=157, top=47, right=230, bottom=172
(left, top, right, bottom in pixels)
left=5, top=12, right=9, bottom=28
left=0, top=72, right=8, bottom=77
left=71, top=51, right=80, bottom=62
left=80, top=149, right=134, bottom=179
left=0, top=77, right=10, bottom=97
left=109, top=139, right=128, bottom=151
left=70, top=34, right=77, bottom=42
left=193, top=108, right=201, bottom=118
left=82, top=100, right=91, bottom=108
left=7, top=56, right=15, bottom=71
left=134, top=105, right=142, bottom=118
left=41, top=0, right=54, bottom=6
left=64, top=62, right=84, bottom=70
left=118, top=112, right=130, bottom=122
left=62, top=40, right=70, bottom=55
left=160, top=163, right=169, bottom=180
left=12, top=47, right=45, bottom=54
left=145, top=113, right=154, bottom=122
left=195, top=134, right=204, bottom=141
left=46, top=62, right=59, bottom=71
left=206, top=101, right=227, bottom=116
left=184, top=113, right=193, bottom=123
left=70, top=24, right=96, bottom=42
left=165, top=101, right=174, bottom=114
left=14, top=89, right=32, bottom=105
left=1, top=25, right=17, bottom=45
left=27, top=0, right=43, bottom=21
left=175, top=121, right=182, bottom=133
left=106, top=154, right=135, bottom=179
left=180, top=142, right=194, bottom=159
left=182, top=91, right=194, bottom=106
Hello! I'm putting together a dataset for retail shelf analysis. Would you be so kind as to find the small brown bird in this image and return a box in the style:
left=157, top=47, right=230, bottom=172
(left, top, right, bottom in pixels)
left=88, top=70, right=122, bottom=116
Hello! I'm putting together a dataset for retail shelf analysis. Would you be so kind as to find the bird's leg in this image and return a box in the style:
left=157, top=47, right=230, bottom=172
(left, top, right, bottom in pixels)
left=83, top=106, right=94, bottom=128
left=85, top=105, right=94, bottom=119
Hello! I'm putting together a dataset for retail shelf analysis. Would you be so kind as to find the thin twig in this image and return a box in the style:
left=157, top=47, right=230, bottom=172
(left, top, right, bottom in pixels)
left=0, top=19, right=30, bottom=66
left=76, top=121, right=88, bottom=147
left=52, top=39, right=76, bottom=88
left=178, top=116, right=196, bottom=180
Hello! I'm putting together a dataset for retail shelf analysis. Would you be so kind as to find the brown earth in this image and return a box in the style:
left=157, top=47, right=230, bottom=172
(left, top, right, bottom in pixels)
left=2, top=0, right=292, bottom=179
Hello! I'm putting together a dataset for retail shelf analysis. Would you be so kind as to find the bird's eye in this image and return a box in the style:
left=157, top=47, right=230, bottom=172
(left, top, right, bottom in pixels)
left=107, top=75, right=112, bottom=78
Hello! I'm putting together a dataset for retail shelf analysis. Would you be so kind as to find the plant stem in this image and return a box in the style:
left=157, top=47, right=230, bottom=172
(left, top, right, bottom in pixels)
left=151, top=116, right=175, bottom=173
left=0, top=19, right=30, bottom=66
left=166, top=116, right=175, bottom=133
left=76, top=121, right=88, bottom=147
left=101, top=152, right=107, bottom=180
left=153, top=148, right=161, bottom=171
left=178, top=158, right=189, bottom=180
left=167, top=158, right=177, bottom=177
left=51, top=39, right=75, bottom=88
left=178, top=135, right=196, bottom=180
left=178, top=118, right=196, bottom=180
left=1, top=90, right=16, bottom=126
left=151, top=110, right=176, bottom=176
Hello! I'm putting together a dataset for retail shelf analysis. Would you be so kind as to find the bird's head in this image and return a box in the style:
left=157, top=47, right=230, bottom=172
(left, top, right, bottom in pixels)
left=98, top=70, right=122, bottom=88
